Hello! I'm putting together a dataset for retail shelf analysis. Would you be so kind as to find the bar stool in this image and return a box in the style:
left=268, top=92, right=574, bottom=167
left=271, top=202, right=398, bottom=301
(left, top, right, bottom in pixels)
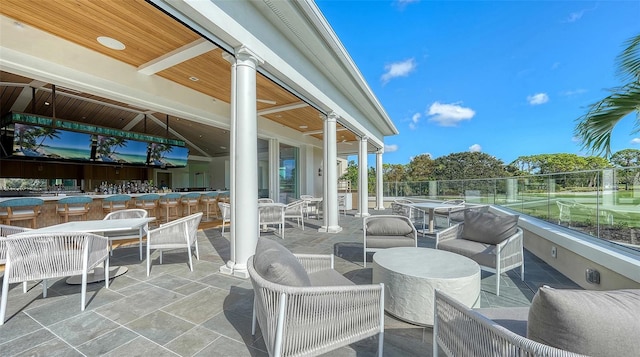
left=0, top=198, right=44, bottom=228
left=56, top=196, right=93, bottom=223
left=158, top=193, right=181, bottom=223
left=134, top=194, right=160, bottom=222
left=102, top=194, right=131, bottom=216
left=201, top=192, right=220, bottom=220
left=181, top=192, right=201, bottom=217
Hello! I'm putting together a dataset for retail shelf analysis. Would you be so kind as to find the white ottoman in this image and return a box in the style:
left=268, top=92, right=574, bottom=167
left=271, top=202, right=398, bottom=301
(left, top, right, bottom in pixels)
left=372, top=247, right=480, bottom=325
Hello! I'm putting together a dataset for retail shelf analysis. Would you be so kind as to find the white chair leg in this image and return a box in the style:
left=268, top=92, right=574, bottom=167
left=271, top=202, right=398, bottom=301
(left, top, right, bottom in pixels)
left=160, top=250, right=163, bottom=265
left=0, top=276, right=9, bottom=325
left=496, top=273, right=501, bottom=296
left=187, top=245, right=193, bottom=272
left=521, top=264, right=525, bottom=281
left=81, top=272, right=87, bottom=311
left=104, top=258, right=110, bottom=289
left=251, top=301, right=257, bottom=335
left=22, top=281, right=27, bottom=293
left=42, top=279, right=48, bottom=298
left=146, top=251, right=151, bottom=276
left=194, top=240, right=200, bottom=260
left=378, top=331, right=384, bottom=357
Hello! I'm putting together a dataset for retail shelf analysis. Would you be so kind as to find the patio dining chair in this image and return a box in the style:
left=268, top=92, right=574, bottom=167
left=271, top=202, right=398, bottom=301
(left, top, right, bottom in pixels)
left=434, top=199, right=466, bottom=227
left=0, top=224, right=32, bottom=293
left=218, top=202, right=231, bottom=235
left=259, top=204, right=285, bottom=239
left=146, top=212, right=203, bottom=276
left=284, top=199, right=305, bottom=229
left=103, top=208, right=148, bottom=260
left=0, top=231, right=109, bottom=325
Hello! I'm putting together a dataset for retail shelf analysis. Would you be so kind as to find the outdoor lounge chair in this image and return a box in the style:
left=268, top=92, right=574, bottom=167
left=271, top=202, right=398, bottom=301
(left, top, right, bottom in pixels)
left=248, top=238, right=384, bottom=357
left=363, top=215, right=418, bottom=267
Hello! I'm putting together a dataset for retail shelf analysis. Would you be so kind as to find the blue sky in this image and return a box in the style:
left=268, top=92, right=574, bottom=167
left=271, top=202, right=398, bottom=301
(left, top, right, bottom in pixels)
left=316, top=0, right=640, bottom=165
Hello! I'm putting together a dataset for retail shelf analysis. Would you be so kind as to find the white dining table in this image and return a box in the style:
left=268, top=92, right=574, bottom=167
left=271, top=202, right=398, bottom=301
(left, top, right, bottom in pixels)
left=15, top=217, right=155, bottom=284
left=407, top=202, right=461, bottom=234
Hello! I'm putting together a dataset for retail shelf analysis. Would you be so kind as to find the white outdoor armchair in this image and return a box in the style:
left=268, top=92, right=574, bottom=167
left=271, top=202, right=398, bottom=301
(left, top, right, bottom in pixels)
left=0, top=231, right=109, bottom=325
left=248, top=244, right=384, bottom=357
left=218, top=202, right=231, bottom=235
left=146, top=212, right=203, bottom=276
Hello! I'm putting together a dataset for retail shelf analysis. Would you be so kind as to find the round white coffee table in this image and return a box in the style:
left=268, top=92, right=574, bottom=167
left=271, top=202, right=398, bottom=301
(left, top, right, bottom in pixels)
left=372, top=247, right=480, bottom=326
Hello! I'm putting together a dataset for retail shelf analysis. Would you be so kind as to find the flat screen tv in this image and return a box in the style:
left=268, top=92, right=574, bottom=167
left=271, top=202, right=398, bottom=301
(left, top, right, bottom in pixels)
left=148, top=143, right=189, bottom=168
left=12, top=123, right=92, bottom=161
left=92, top=135, right=148, bottom=165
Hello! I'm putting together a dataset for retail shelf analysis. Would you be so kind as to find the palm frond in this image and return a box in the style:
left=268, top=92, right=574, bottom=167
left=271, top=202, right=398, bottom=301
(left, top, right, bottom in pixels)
left=575, top=82, right=640, bottom=158
left=617, top=33, right=640, bottom=81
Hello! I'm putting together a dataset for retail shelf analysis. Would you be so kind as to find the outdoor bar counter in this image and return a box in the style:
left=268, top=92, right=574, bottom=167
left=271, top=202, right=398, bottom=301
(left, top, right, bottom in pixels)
left=0, top=191, right=224, bottom=228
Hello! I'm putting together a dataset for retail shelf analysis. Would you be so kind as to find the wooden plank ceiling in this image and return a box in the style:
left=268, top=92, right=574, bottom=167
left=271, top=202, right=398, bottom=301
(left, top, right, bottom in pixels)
left=0, top=0, right=357, bottom=159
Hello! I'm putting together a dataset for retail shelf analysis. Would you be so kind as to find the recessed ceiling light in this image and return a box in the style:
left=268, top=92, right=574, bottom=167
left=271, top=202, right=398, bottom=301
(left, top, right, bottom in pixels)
left=275, top=115, right=282, bottom=118
left=97, top=36, right=125, bottom=50
left=189, top=76, right=199, bottom=82
left=220, top=146, right=227, bottom=150
left=44, top=101, right=50, bottom=106
left=299, top=125, right=308, bottom=129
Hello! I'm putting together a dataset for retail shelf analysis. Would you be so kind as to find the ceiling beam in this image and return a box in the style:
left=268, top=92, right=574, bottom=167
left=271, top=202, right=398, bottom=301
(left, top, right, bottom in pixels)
left=302, top=127, right=347, bottom=136
left=123, top=113, right=145, bottom=131
left=137, top=38, right=218, bottom=75
left=146, top=114, right=210, bottom=157
left=257, top=101, right=308, bottom=116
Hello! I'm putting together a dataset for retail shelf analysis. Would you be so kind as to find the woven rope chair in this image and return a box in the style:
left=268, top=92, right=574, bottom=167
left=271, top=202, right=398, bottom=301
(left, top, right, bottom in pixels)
left=218, top=202, right=231, bottom=235
left=284, top=200, right=305, bottom=230
left=259, top=204, right=285, bottom=239
left=146, top=212, right=203, bottom=276
left=0, top=232, right=109, bottom=325
left=103, top=208, right=148, bottom=260
left=258, top=198, right=274, bottom=203
left=248, top=255, right=384, bottom=357
left=433, top=290, right=586, bottom=357
left=0, top=224, right=32, bottom=294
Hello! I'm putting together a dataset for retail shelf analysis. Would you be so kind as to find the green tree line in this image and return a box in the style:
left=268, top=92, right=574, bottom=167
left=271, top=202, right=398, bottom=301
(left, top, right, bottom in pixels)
left=340, top=149, right=640, bottom=193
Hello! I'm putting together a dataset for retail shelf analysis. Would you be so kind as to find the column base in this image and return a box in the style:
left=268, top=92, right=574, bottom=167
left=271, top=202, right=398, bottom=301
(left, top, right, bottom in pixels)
left=318, top=225, right=343, bottom=233
left=355, top=212, right=371, bottom=218
left=219, top=263, right=249, bottom=278
left=375, top=204, right=386, bottom=210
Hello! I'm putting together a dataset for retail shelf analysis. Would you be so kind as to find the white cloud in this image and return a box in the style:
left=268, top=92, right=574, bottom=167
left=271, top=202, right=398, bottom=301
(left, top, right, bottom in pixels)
left=551, top=62, right=561, bottom=70
left=427, top=102, right=475, bottom=126
left=385, top=144, right=399, bottom=152
left=469, top=144, right=482, bottom=152
left=409, top=112, right=421, bottom=130
left=631, top=138, right=640, bottom=145
left=561, top=89, right=587, bottom=96
left=566, top=10, right=585, bottom=23
left=527, top=93, right=549, bottom=105
left=381, top=58, right=416, bottom=83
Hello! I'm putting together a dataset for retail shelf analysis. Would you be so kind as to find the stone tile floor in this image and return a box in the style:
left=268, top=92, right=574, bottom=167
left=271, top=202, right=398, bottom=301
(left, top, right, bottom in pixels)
left=0, top=210, right=579, bottom=356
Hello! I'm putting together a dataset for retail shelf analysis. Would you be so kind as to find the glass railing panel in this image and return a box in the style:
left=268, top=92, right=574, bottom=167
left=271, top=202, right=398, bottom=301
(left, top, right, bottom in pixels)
left=381, top=167, right=640, bottom=251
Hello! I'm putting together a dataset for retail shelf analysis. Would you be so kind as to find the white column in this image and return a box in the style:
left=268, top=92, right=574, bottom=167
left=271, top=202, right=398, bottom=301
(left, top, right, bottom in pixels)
left=356, top=136, right=370, bottom=217
left=220, top=52, right=236, bottom=276
left=220, top=46, right=263, bottom=278
left=320, top=112, right=342, bottom=233
left=269, top=138, right=279, bottom=201
left=375, top=148, right=385, bottom=210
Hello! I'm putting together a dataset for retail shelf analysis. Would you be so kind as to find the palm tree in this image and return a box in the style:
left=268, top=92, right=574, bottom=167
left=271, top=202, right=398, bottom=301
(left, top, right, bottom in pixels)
left=575, top=34, right=640, bottom=158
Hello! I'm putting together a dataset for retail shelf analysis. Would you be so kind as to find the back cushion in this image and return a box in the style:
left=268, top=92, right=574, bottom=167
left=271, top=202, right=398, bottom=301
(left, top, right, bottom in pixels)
left=253, top=238, right=311, bottom=287
left=366, top=217, right=414, bottom=236
left=461, top=210, right=518, bottom=245
left=527, top=286, right=640, bottom=356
